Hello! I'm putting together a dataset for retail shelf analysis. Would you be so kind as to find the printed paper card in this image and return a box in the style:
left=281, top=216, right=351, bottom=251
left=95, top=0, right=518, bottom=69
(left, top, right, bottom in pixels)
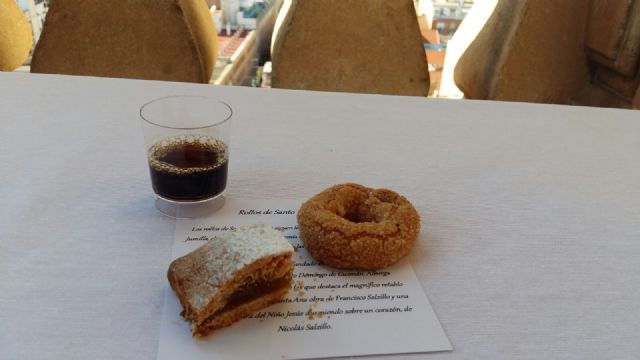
left=157, top=199, right=452, bottom=359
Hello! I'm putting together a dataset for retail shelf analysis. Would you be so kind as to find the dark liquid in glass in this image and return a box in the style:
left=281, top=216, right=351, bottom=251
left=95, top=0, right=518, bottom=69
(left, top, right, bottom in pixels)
left=148, top=139, right=228, bottom=201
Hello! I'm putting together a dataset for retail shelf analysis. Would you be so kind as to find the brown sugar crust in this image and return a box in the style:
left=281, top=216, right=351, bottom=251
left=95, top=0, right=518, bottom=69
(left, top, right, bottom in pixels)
left=297, top=183, right=420, bottom=270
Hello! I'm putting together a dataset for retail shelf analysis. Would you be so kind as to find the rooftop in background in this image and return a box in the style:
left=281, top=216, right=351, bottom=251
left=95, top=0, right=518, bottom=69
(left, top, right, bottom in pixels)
left=422, top=27, right=441, bottom=45
left=422, top=27, right=446, bottom=96
left=217, top=29, right=250, bottom=58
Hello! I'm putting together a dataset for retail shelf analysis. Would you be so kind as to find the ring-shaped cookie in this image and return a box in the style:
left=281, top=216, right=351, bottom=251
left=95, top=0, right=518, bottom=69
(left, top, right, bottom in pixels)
left=297, top=183, right=420, bottom=270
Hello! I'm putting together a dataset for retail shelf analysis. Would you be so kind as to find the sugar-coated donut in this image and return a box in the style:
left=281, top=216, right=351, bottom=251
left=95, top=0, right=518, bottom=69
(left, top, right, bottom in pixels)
left=297, top=183, right=420, bottom=270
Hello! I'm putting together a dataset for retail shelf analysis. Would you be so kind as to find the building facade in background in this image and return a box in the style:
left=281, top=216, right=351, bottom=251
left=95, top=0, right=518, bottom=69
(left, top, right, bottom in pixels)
left=426, top=0, right=474, bottom=41
left=416, top=0, right=473, bottom=96
left=211, top=0, right=282, bottom=86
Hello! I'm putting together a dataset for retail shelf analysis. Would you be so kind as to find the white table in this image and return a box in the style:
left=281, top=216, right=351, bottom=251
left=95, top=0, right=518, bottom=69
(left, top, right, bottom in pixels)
left=1, top=73, right=639, bottom=360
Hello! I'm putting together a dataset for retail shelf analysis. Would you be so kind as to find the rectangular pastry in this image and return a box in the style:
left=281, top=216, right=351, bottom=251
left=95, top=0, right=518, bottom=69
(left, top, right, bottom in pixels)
left=167, top=224, right=294, bottom=337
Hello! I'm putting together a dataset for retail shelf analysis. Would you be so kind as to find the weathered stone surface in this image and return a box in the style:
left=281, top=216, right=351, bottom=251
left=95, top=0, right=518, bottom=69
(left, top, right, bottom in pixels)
left=0, top=0, right=32, bottom=71
left=438, top=0, right=497, bottom=99
left=594, top=66, right=640, bottom=99
left=455, top=0, right=590, bottom=104
left=31, top=0, right=217, bottom=83
left=271, top=0, right=429, bottom=96
left=587, top=0, right=640, bottom=77
left=573, top=82, right=630, bottom=108
left=586, top=0, right=633, bottom=61
left=633, top=86, right=640, bottom=108
left=454, top=0, right=640, bottom=109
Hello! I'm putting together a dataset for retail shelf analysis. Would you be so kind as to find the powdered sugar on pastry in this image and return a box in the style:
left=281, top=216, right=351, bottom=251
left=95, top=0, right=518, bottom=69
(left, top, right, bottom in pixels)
left=168, top=224, right=295, bottom=337
left=192, top=224, right=293, bottom=309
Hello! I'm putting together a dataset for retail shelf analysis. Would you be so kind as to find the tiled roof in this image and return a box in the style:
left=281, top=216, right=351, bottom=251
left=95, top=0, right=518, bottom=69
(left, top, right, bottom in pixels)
left=426, top=49, right=446, bottom=68
left=421, top=28, right=441, bottom=45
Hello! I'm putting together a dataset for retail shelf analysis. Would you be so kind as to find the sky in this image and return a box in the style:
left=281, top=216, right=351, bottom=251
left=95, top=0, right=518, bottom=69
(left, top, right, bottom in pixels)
left=16, top=0, right=28, bottom=11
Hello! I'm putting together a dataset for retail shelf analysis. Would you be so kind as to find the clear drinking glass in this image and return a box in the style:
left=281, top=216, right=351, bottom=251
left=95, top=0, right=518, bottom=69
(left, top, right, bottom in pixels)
left=139, top=95, right=232, bottom=218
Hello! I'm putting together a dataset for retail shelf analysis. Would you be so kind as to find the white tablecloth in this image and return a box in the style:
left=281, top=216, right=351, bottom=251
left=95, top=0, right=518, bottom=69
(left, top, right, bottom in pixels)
left=1, top=73, right=639, bottom=360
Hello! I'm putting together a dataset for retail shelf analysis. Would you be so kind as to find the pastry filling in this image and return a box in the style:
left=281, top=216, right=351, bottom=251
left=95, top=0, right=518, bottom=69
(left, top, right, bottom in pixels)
left=210, top=276, right=291, bottom=318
